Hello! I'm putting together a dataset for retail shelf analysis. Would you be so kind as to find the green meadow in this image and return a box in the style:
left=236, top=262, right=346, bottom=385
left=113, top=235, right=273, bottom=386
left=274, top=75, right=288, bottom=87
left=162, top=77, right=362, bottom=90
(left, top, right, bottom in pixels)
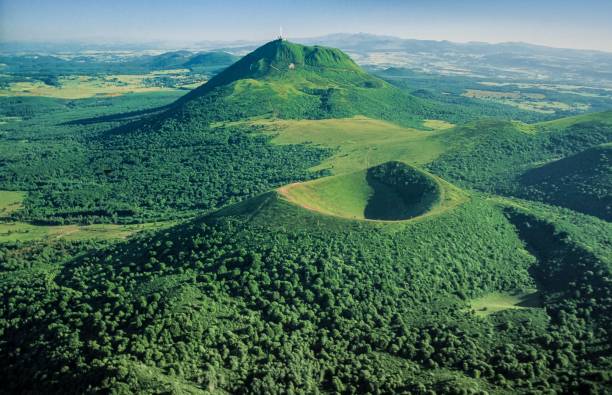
left=0, top=190, right=26, bottom=217
left=249, top=116, right=448, bottom=173
left=0, top=220, right=175, bottom=243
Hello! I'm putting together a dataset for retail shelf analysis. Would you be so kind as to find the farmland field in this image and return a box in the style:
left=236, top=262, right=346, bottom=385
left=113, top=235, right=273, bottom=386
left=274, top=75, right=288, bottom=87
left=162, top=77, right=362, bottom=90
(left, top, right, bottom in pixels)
left=462, top=89, right=591, bottom=113
left=0, top=70, right=206, bottom=99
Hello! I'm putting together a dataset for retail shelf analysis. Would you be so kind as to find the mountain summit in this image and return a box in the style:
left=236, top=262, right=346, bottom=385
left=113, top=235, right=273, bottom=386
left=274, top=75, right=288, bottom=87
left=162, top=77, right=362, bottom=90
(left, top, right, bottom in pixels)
left=169, top=39, right=425, bottom=126
left=187, top=39, right=362, bottom=95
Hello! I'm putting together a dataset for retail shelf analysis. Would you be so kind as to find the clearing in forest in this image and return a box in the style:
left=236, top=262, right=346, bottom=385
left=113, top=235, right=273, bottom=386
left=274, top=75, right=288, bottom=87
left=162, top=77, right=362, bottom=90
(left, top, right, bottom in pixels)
left=0, top=191, right=26, bottom=218
left=469, top=289, right=542, bottom=317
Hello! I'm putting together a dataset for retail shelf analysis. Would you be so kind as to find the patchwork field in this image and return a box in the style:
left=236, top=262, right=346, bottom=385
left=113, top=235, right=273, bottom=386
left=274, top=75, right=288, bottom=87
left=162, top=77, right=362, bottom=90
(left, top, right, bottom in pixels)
left=462, top=88, right=590, bottom=113
left=463, top=89, right=545, bottom=100
left=479, top=81, right=612, bottom=96
left=0, top=70, right=206, bottom=99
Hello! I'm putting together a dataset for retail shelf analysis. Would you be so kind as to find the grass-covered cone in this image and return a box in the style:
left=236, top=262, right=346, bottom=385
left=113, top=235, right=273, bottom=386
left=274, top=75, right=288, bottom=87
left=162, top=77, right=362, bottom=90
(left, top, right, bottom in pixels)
left=278, top=161, right=458, bottom=221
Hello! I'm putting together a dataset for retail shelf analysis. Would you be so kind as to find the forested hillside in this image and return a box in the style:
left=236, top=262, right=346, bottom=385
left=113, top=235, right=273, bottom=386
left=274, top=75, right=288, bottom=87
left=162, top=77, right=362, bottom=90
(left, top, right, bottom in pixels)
left=427, top=113, right=612, bottom=220
left=2, top=121, right=331, bottom=224
left=1, top=39, right=611, bottom=394
left=0, top=90, right=332, bottom=224
left=2, top=187, right=610, bottom=393
left=519, top=144, right=611, bottom=220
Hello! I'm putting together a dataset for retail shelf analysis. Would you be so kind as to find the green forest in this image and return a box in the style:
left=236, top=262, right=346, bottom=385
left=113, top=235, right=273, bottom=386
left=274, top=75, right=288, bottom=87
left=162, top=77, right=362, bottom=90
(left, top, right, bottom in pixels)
left=0, top=39, right=611, bottom=394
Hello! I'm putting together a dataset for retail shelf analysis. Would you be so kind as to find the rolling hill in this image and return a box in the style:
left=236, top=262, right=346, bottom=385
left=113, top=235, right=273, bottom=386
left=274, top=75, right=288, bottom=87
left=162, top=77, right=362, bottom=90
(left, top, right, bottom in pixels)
left=3, top=39, right=441, bottom=225
left=427, top=112, right=612, bottom=219
left=302, top=33, right=612, bottom=86
left=1, top=37, right=610, bottom=228
left=0, top=40, right=439, bottom=224
left=0, top=50, right=240, bottom=76
left=519, top=143, right=611, bottom=220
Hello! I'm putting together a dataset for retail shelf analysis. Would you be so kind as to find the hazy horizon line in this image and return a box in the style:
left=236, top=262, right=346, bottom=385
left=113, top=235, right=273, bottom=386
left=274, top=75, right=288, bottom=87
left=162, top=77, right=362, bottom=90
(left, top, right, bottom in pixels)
left=2, top=32, right=612, bottom=55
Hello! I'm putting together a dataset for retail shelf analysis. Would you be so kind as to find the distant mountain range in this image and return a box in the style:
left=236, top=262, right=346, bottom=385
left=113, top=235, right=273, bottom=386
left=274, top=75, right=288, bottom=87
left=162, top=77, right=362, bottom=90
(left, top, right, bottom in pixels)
left=205, top=33, right=612, bottom=87
left=301, top=34, right=612, bottom=86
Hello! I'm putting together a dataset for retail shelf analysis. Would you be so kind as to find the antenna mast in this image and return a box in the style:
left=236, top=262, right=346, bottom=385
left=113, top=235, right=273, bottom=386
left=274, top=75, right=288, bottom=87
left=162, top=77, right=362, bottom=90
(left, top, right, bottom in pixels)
left=279, top=26, right=284, bottom=40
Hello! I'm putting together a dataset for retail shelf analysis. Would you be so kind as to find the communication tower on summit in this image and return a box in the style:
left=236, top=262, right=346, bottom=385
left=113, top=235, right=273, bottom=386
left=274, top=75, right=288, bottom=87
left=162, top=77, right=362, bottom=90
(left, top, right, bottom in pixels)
left=278, top=26, right=285, bottom=40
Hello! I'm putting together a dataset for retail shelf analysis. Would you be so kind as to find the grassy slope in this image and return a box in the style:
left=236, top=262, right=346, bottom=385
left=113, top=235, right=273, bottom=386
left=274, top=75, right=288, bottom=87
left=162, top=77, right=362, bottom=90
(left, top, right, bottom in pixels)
left=469, top=289, right=540, bottom=317
left=536, top=110, right=612, bottom=129
left=0, top=220, right=175, bottom=243
left=278, top=171, right=374, bottom=219
left=244, top=110, right=611, bottom=182
left=236, top=116, right=447, bottom=174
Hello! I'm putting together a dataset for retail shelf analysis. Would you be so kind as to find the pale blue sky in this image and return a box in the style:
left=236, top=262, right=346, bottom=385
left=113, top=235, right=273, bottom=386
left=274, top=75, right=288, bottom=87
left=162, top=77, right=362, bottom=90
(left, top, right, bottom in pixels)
left=1, top=0, right=612, bottom=51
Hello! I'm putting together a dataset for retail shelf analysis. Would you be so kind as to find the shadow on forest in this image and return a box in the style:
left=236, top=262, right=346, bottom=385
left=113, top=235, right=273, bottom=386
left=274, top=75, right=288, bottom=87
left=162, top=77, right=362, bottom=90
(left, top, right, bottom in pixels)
left=62, top=104, right=171, bottom=126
